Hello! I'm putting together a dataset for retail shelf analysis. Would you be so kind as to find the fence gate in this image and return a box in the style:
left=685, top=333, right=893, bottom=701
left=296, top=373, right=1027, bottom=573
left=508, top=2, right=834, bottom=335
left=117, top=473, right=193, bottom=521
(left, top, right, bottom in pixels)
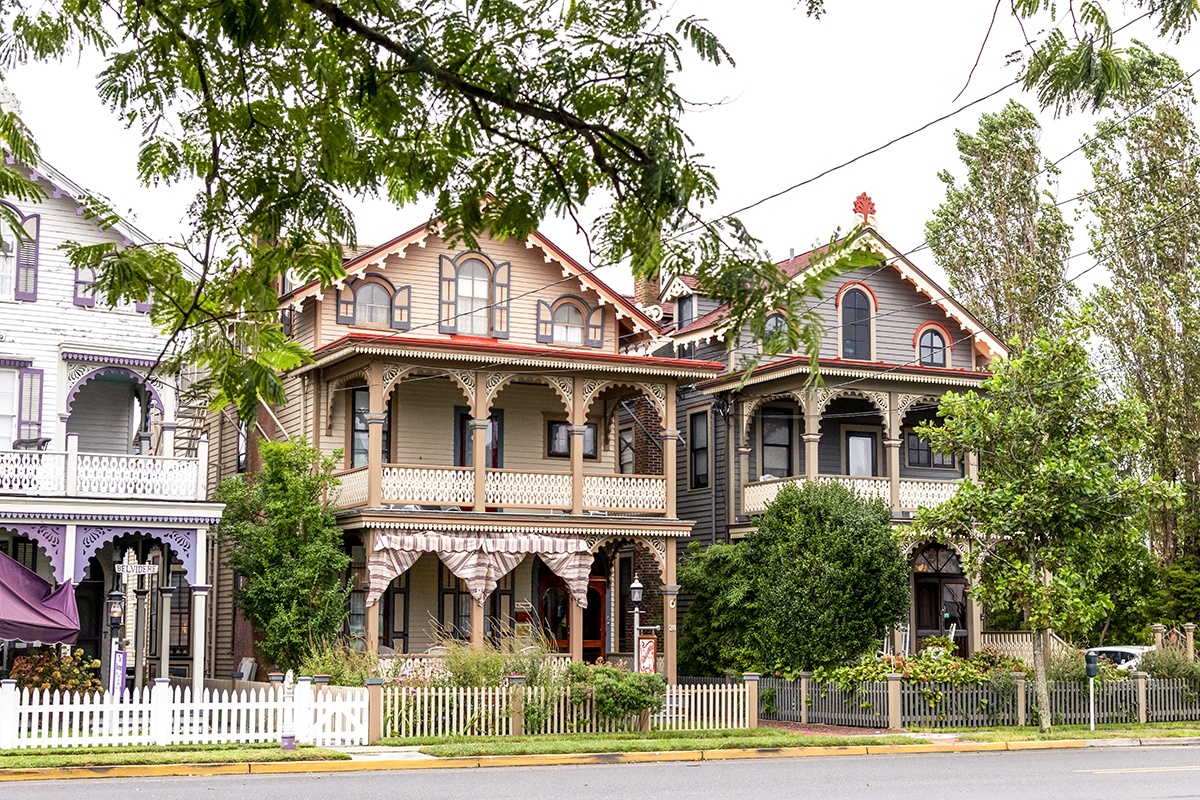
left=309, top=686, right=368, bottom=746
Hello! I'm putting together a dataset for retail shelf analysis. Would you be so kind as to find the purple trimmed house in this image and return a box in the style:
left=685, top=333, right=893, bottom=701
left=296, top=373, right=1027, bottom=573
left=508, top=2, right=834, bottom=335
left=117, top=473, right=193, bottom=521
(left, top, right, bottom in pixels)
left=0, top=141, right=222, bottom=690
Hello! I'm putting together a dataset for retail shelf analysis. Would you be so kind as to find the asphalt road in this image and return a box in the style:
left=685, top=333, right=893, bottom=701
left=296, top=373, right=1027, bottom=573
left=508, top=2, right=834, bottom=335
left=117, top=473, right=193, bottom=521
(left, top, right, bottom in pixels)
left=8, top=747, right=1200, bottom=800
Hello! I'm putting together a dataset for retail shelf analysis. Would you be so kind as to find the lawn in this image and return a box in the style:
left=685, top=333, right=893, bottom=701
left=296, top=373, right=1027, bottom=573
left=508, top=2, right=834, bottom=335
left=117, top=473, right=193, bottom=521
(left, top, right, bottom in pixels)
left=0, top=742, right=350, bottom=770
left=375, top=728, right=928, bottom=757
left=924, top=722, right=1200, bottom=742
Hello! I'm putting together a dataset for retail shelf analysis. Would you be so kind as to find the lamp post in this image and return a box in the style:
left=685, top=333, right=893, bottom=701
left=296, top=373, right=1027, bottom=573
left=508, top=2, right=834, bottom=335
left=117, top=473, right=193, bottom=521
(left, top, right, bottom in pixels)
left=630, top=575, right=644, bottom=672
left=107, top=590, right=126, bottom=695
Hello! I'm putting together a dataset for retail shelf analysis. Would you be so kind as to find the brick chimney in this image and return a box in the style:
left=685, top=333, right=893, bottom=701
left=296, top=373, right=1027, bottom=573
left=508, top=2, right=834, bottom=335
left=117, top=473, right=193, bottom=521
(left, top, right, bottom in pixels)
left=633, top=274, right=661, bottom=307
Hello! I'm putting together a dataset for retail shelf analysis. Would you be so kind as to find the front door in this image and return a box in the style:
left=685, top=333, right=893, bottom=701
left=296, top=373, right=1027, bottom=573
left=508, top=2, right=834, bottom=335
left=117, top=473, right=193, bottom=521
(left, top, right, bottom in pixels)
left=583, top=579, right=606, bottom=663
left=538, top=574, right=607, bottom=662
left=915, top=578, right=968, bottom=657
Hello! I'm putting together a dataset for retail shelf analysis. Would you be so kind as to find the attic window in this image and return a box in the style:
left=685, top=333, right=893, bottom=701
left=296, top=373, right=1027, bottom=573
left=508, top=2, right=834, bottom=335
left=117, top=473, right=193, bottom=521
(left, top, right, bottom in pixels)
left=552, top=303, right=584, bottom=345
left=677, top=295, right=695, bottom=328
left=355, top=282, right=391, bottom=327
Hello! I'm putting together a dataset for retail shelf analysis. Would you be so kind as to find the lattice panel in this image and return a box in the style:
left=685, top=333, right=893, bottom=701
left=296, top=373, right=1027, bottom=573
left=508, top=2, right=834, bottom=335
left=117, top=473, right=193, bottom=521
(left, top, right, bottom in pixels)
left=336, top=468, right=370, bottom=507
left=582, top=475, right=666, bottom=512
left=485, top=470, right=571, bottom=508
left=0, top=452, right=65, bottom=495
left=381, top=466, right=473, bottom=506
left=75, top=454, right=198, bottom=500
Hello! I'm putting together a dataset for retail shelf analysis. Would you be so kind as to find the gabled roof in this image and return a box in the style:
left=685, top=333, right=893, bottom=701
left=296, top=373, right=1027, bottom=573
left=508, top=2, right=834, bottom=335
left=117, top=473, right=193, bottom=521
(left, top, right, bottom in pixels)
left=280, top=217, right=662, bottom=337
left=664, top=231, right=1008, bottom=359
left=659, top=274, right=698, bottom=302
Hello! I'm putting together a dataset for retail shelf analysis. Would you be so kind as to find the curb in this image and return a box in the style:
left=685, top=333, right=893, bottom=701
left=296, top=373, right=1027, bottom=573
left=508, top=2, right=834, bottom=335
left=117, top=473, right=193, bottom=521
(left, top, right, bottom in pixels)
left=0, top=739, right=1130, bottom=781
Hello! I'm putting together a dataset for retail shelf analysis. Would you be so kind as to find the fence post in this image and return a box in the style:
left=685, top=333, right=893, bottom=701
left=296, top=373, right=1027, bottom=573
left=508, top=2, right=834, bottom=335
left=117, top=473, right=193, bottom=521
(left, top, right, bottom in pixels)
left=507, top=675, right=525, bottom=737
left=1153, top=623, right=1166, bottom=650
left=0, top=680, right=17, bottom=749
left=886, top=674, right=902, bottom=730
left=65, top=433, right=79, bottom=495
left=800, top=672, right=811, bottom=725
left=1014, top=672, right=1026, bottom=727
left=366, top=678, right=383, bottom=744
left=743, top=673, right=759, bottom=729
left=294, top=677, right=313, bottom=744
left=1185, top=623, right=1196, bottom=662
left=151, top=678, right=172, bottom=746
left=1133, top=671, right=1148, bottom=724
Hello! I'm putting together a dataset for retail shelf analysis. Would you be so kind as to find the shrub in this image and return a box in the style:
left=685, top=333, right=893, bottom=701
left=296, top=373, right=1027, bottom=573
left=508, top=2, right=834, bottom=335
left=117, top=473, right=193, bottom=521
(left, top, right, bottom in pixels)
left=1142, top=647, right=1200, bottom=681
left=297, top=639, right=379, bottom=686
left=565, top=662, right=666, bottom=722
left=9, top=648, right=102, bottom=694
left=813, top=645, right=1026, bottom=690
left=1046, top=648, right=1126, bottom=682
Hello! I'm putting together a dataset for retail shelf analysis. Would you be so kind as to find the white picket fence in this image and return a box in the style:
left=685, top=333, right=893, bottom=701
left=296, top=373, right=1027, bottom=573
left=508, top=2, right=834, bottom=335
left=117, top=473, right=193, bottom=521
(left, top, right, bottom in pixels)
left=380, top=682, right=750, bottom=738
left=0, top=677, right=367, bottom=749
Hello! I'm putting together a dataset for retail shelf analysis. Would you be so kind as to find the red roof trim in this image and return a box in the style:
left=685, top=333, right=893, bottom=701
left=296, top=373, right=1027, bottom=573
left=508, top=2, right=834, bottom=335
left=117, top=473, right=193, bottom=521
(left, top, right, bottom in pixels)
left=313, top=332, right=725, bottom=371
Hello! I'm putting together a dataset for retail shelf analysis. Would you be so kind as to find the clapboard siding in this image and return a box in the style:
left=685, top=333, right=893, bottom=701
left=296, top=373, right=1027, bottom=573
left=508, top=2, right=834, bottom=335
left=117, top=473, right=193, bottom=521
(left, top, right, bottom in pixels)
left=310, top=233, right=622, bottom=353
left=65, top=378, right=134, bottom=454
left=674, top=387, right=727, bottom=550
left=0, top=184, right=179, bottom=448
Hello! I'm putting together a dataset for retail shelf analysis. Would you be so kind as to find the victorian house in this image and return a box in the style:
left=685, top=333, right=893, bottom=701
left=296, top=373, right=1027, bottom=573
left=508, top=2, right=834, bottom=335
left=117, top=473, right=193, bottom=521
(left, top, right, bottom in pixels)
left=0, top=152, right=221, bottom=689
left=654, top=196, right=1009, bottom=657
left=205, top=221, right=723, bottom=682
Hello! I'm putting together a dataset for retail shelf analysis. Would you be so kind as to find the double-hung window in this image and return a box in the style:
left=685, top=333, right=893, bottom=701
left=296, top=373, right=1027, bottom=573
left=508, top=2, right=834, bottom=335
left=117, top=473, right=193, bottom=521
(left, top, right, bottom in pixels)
left=456, top=259, right=491, bottom=335
left=350, top=388, right=391, bottom=468
left=547, top=420, right=598, bottom=459
left=760, top=408, right=794, bottom=477
left=0, top=370, right=16, bottom=449
left=689, top=411, right=709, bottom=489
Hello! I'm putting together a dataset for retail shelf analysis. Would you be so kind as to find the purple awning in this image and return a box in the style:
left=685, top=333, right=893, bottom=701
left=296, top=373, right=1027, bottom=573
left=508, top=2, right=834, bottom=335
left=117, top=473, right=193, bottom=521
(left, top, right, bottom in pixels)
left=0, top=549, right=80, bottom=644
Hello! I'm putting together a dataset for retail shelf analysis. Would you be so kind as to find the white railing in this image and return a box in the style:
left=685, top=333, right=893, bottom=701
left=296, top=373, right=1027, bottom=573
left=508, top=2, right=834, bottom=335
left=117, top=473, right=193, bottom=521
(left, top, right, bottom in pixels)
left=979, top=631, right=1071, bottom=663
left=0, top=677, right=366, bottom=749
left=335, top=466, right=370, bottom=507
left=898, top=478, right=960, bottom=510
left=0, top=447, right=203, bottom=500
left=0, top=451, right=66, bottom=495
left=583, top=474, right=667, bottom=513
left=381, top=465, right=473, bottom=507
left=743, top=475, right=959, bottom=514
left=486, top=469, right=572, bottom=508
left=76, top=454, right=199, bottom=500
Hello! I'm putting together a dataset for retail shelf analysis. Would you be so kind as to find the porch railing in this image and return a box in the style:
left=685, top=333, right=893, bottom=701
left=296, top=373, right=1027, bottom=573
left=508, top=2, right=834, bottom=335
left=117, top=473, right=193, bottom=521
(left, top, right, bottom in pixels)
left=743, top=474, right=957, bottom=515
left=583, top=474, right=667, bottom=513
left=382, top=465, right=473, bottom=507
left=0, top=440, right=206, bottom=501
left=485, top=468, right=572, bottom=509
left=336, top=466, right=370, bottom=508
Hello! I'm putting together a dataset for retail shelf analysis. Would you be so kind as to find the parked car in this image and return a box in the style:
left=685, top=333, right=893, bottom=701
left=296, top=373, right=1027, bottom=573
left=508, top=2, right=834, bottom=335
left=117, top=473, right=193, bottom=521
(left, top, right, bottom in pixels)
left=1085, top=645, right=1155, bottom=670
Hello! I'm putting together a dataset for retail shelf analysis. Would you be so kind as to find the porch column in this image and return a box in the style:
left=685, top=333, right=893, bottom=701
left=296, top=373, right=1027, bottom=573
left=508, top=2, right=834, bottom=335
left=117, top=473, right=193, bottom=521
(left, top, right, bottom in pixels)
left=885, top=439, right=902, bottom=512
left=62, top=524, right=77, bottom=590
left=736, top=445, right=751, bottom=518
left=470, top=600, right=485, bottom=649
left=966, top=450, right=979, bottom=482
left=366, top=364, right=386, bottom=508
left=363, top=530, right=380, bottom=654
left=570, top=375, right=586, bottom=515
left=966, top=593, right=982, bottom=655
left=161, top=423, right=176, bottom=458
left=569, top=600, right=584, bottom=662
left=470, top=419, right=489, bottom=511
left=158, top=585, right=176, bottom=681
left=133, top=585, right=150, bottom=688
left=662, top=381, right=678, bottom=518
left=190, top=585, right=210, bottom=694
left=803, top=388, right=821, bottom=479
left=662, top=542, right=678, bottom=685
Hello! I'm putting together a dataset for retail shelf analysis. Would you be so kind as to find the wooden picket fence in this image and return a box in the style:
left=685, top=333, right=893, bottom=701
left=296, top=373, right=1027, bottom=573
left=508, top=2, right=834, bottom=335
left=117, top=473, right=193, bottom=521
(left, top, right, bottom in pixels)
left=0, top=677, right=367, bottom=749
left=901, top=682, right=1018, bottom=728
left=1148, top=678, right=1200, bottom=722
left=807, top=681, right=889, bottom=727
left=382, top=685, right=511, bottom=738
left=1027, top=681, right=1138, bottom=726
left=654, top=683, right=748, bottom=730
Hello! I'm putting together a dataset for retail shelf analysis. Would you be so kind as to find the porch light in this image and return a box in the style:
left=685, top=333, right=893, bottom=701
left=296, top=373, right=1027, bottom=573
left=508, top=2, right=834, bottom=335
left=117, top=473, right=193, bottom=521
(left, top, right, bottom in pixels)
left=630, top=575, right=643, bottom=608
left=106, top=590, right=125, bottom=633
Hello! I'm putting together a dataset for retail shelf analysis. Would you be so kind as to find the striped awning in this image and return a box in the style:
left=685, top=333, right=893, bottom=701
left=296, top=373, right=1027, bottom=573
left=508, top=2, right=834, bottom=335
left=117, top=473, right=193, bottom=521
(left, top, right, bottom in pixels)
left=366, top=532, right=593, bottom=609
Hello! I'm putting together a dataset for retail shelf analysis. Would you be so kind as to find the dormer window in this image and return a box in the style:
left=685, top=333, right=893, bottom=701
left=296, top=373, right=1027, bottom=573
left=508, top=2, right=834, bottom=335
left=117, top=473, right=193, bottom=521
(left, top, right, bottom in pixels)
left=765, top=313, right=786, bottom=341
left=439, top=251, right=510, bottom=338
left=356, top=282, right=391, bottom=326
left=552, top=303, right=585, bottom=345
left=840, top=287, right=872, bottom=360
left=677, top=295, right=695, bottom=328
left=918, top=328, right=947, bottom=367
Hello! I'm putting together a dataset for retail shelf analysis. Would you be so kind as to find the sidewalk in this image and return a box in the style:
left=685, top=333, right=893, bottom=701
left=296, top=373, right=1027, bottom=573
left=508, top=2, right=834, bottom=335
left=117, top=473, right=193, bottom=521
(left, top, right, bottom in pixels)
left=4, top=736, right=1198, bottom=782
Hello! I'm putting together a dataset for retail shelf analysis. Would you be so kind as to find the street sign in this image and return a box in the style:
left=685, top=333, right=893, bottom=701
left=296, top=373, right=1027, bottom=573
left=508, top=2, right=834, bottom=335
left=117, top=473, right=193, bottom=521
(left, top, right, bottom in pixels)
left=115, top=564, right=160, bottom=575
left=637, top=634, right=657, bottom=674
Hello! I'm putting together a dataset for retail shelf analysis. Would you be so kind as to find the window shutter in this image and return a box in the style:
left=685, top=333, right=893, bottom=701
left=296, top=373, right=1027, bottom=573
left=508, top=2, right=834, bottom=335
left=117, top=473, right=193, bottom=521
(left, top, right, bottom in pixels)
left=135, top=298, right=151, bottom=313
left=439, top=256, right=457, bottom=333
left=492, top=261, right=510, bottom=339
left=74, top=268, right=96, bottom=307
left=280, top=307, right=294, bottom=336
left=586, top=305, right=604, bottom=348
left=17, top=368, right=43, bottom=442
left=13, top=216, right=38, bottom=302
left=391, top=285, right=411, bottom=331
left=536, top=300, right=554, bottom=343
left=336, top=282, right=355, bottom=324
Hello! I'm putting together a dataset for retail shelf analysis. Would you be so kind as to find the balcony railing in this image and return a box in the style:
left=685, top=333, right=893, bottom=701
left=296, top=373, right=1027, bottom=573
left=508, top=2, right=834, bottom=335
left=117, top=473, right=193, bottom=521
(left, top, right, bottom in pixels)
left=0, top=446, right=206, bottom=501
left=332, top=464, right=669, bottom=516
left=743, top=474, right=959, bottom=516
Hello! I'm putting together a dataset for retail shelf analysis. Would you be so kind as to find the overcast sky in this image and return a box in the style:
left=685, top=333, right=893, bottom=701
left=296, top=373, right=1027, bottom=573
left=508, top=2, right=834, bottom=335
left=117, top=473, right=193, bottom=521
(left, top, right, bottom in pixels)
left=5, top=1, right=1195, bottom=295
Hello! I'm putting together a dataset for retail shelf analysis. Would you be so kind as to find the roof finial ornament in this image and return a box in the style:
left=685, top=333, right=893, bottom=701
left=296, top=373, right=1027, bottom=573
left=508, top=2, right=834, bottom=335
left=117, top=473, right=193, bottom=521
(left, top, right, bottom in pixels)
left=853, top=192, right=877, bottom=228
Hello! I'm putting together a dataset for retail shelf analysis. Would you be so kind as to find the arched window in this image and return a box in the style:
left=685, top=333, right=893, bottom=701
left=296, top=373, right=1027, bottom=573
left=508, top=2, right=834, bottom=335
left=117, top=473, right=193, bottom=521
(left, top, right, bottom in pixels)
left=919, top=329, right=947, bottom=367
left=765, top=313, right=786, bottom=340
left=355, top=282, right=391, bottom=326
left=456, top=259, right=491, bottom=335
left=841, top=288, right=871, bottom=360
left=552, top=303, right=584, bottom=345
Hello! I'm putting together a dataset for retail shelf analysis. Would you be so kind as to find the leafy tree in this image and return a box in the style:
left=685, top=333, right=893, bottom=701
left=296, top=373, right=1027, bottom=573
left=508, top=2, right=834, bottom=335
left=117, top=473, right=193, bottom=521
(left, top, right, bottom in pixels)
left=679, top=481, right=909, bottom=674
left=1086, top=45, right=1200, bottom=563
left=926, top=100, right=1074, bottom=350
left=214, top=438, right=350, bottom=672
left=0, top=1, right=881, bottom=419
left=1162, top=555, right=1200, bottom=625
left=915, top=316, right=1171, bottom=732
left=802, top=1, right=1198, bottom=114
